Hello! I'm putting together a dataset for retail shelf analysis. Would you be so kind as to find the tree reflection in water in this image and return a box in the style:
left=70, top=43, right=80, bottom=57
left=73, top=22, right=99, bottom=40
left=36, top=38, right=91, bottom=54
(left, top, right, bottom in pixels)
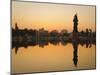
left=12, top=38, right=95, bottom=67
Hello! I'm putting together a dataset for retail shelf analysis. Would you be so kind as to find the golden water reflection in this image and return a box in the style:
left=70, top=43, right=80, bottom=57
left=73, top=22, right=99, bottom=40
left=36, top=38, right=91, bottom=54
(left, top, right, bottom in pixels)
left=12, top=43, right=95, bottom=74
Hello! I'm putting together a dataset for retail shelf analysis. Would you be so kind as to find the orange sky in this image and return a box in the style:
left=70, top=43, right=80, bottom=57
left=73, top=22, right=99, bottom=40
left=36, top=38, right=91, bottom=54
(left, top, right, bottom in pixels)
left=12, top=1, right=96, bottom=32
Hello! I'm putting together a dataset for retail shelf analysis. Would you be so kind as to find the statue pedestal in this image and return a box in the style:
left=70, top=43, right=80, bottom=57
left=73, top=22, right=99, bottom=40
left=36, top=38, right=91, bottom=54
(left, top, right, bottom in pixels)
left=72, top=32, right=79, bottom=41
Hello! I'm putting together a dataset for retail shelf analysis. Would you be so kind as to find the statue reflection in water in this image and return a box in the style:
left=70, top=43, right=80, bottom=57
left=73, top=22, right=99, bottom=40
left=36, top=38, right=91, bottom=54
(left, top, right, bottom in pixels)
left=15, top=46, right=18, bottom=54
left=72, top=41, right=78, bottom=67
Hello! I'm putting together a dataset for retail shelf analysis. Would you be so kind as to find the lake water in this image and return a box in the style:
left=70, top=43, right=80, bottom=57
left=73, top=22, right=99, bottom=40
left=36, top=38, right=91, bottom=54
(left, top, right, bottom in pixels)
left=12, top=43, right=96, bottom=74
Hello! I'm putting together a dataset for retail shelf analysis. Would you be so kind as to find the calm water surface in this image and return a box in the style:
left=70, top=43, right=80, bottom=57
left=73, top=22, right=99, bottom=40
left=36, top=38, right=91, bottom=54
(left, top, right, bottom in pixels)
left=12, top=43, right=96, bottom=74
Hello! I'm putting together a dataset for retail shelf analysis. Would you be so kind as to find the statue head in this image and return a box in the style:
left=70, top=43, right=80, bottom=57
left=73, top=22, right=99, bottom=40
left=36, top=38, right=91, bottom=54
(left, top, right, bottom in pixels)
left=73, top=13, right=78, bottom=22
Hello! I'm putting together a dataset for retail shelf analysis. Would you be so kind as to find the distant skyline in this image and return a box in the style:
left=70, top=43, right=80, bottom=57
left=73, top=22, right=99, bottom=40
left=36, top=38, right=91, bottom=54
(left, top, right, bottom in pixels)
left=12, top=1, right=96, bottom=32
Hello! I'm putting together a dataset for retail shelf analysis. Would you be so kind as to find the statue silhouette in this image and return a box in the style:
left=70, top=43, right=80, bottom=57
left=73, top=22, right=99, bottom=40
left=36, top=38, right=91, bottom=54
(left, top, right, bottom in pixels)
left=15, top=22, right=18, bottom=31
left=73, top=14, right=78, bottom=32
